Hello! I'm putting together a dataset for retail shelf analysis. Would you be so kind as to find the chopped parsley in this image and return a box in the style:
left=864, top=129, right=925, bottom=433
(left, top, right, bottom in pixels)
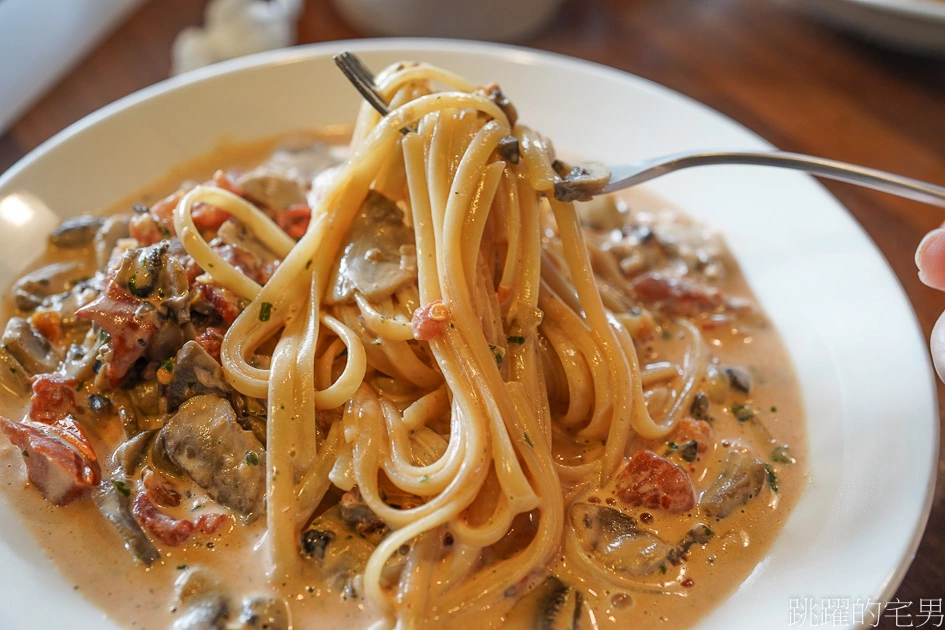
left=659, top=563, right=667, bottom=574
left=127, top=275, right=137, bottom=294
left=259, top=302, right=272, bottom=322
left=488, top=344, right=503, bottom=367
left=245, top=451, right=259, bottom=466
left=770, top=406, right=778, bottom=413
left=159, top=358, right=174, bottom=373
left=112, top=480, right=131, bottom=497
left=702, top=525, right=713, bottom=537
left=764, top=464, right=778, bottom=493
left=506, top=335, right=525, bottom=345
left=8, top=367, right=15, bottom=374
left=771, top=445, right=796, bottom=465
left=176, top=565, right=188, bottom=570
left=419, top=475, right=429, bottom=483
left=731, top=404, right=754, bottom=423
left=523, top=432, right=534, bottom=447
left=21, top=450, right=28, bottom=458
left=666, top=441, right=679, bottom=451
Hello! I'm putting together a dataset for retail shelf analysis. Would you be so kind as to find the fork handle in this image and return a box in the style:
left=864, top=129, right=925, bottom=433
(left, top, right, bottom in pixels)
left=604, top=151, right=945, bottom=208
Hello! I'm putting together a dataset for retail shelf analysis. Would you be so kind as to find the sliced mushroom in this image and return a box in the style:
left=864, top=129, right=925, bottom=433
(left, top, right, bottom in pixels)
left=173, top=567, right=229, bottom=630
left=553, top=161, right=611, bottom=203
left=1, top=317, right=59, bottom=374
left=329, top=192, right=416, bottom=304
left=0, top=348, right=31, bottom=392
left=162, top=394, right=265, bottom=518
left=701, top=450, right=766, bottom=519
left=12, top=261, right=82, bottom=311
left=111, top=430, right=155, bottom=474
left=239, top=595, right=290, bottom=630
left=92, top=477, right=160, bottom=565
left=237, top=171, right=307, bottom=211
left=569, top=503, right=671, bottom=577
left=95, top=216, right=131, bottom=269
left=49, top=216, right=106, bottom=248
left=502, top=577, right=585, bottom=630
left=165, top=341, right=233, bottom=413
left=262, top=142, right=342, bottom=184
left=301, top=505, right=376, bottom=580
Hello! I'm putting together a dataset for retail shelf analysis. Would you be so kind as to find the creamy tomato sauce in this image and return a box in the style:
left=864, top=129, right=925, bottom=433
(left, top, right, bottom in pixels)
left=0, top=135, right=805, bottom=629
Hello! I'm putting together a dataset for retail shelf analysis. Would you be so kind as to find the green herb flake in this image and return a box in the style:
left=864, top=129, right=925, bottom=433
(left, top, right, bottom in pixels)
left=127, top=275, right=137, bottom=294
left=702, top=525, right=713, bottom=537
left=245, top=451, right=259, bottom=466
left=259, top=302, right=272, bottom=322
left=419, top=475, right=429, bottom=483
left=764, top=464, right=779, bottom=493
left=159, top=358, right=174, bottom=373
left=177, top=565, right=188, bottom=570
left=659, top=563, right=667, bottom=575
left=506, top=335, right=525, bottom=345
left=523, top=432, right=534, bottom=447
left=99, top=328, right=109, bottom=342
left=771, top=445, right=796, bottom=465
left=21, top=450, right=28, bottom=458
left=667, top=441, right=678, bottom=451
left=112, top=480, right=131, bottom=497
left=8, top=367, right=15, bottom=374
left=305, top=259, right=312, bottom=269
left=732, top=404, right=754, bottom=423
left=770, top=406, right=778, bottom=413
left=191, top=503, right=204, bottom=512
left=488, top=344, right=503, bottom=367
left=76, top=381, right=86, bottom=391
left=158, top=224, right=171, bottom=238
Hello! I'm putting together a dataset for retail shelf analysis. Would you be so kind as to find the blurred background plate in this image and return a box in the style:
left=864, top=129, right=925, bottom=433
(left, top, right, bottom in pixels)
left=792, top=0, right=945, bottom=55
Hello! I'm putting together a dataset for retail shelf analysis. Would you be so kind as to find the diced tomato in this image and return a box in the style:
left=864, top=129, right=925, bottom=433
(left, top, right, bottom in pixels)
left=0, top=415, right=100, bottom=505
left=673, top=418, right=713, bottom=454
left=75, top=280, right=158, bottom=387
left=28, top=374, right=79, bottom=424
left=30, top=311, right=62, bottom=342
left=276, top=204, right=311, bottom=241
left=615, top=449, right=695, bottom=513
left=132, top=493, right=227, bottom=546
left=411, top=301, right=450, bottom=341
left=212, top=169, right=243, bottom=196
left=191, top=202, right=231, bottom=233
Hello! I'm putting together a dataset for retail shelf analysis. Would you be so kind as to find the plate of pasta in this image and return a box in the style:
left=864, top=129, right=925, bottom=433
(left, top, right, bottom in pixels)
left=0, top=40, right=936, bottom=630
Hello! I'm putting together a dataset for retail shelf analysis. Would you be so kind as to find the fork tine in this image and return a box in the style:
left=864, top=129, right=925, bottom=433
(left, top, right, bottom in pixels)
left=333, top=52, right=390, bottom=117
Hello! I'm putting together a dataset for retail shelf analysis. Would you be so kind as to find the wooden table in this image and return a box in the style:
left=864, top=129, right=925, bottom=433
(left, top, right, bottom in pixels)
left=2, top=0, right=943, bottom=625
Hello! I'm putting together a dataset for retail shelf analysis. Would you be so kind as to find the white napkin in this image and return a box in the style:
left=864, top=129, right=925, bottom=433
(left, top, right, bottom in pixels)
left=171, top=0, right=304, bottom=76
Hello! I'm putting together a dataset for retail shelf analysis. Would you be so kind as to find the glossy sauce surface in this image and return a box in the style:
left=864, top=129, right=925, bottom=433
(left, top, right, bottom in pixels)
left=0, top=138, right=805, bottom=629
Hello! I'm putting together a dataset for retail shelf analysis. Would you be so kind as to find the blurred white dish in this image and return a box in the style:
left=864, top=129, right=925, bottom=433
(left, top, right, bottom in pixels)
left=0, top=39, right=937, bottom=629
left=793, top=0, right=945, bottom=55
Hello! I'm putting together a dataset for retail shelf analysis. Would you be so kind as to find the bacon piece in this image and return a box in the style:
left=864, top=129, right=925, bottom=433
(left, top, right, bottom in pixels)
left=75, top=280, right=158, bottom=387
left=411, top=301, right=450, bottom=341
left=615, top=449, right=695, bottom=513
left=194, top=327, right=225, bottom=363
left=631, top=272, right=725, bottom=317
left=672, top=418, right=713, bottom=454
left=276, top=204, right=311, bottom=241
left=0, top=415, right=100, bottom=505
left=28, top=374, right=79, bottom=424
left=197, top=282, right=242, bottom=323
left=132, top=493, right=228, bottom=547
left=212, top=243, right=264, bottom=284
left=142, top=468, right=182, bottom=507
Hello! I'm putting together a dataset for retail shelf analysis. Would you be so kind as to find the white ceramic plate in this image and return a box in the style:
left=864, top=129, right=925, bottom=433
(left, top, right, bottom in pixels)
left=0, top=40, right=937, bottom=629
left=792, top=0, right=945, bottom=56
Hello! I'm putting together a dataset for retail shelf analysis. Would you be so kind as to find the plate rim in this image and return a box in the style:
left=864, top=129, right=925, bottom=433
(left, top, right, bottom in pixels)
left=0, top=37, right=939, bottom=629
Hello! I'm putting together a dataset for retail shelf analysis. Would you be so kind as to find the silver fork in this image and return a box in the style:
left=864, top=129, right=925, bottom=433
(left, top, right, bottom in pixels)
left=333, top=52, right=945, bottom=208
